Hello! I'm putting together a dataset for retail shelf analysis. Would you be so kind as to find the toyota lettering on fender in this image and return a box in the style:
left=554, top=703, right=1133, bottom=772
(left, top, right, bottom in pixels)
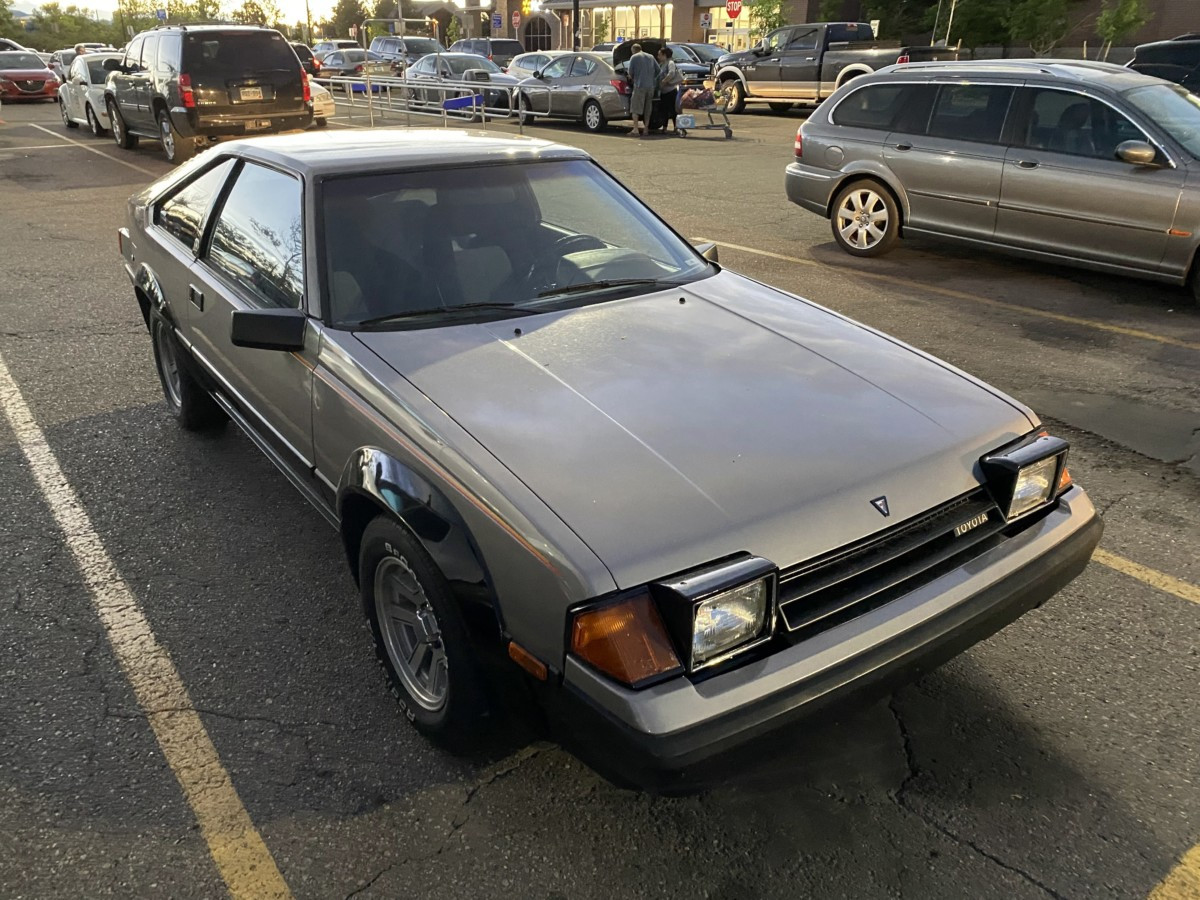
left=726, top=0, right=741, bottom=17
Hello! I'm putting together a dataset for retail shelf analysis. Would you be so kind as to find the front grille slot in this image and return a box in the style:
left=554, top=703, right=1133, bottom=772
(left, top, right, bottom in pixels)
left=778, top=489, right=1005, bottom=637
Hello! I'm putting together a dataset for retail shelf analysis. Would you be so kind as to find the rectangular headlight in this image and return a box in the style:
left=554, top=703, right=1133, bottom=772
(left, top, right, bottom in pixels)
left=652, top=556, right=777, bottom=672
left=981, top=432, right=1070, bottom=521
left=692, top=579, right=769, bottom=666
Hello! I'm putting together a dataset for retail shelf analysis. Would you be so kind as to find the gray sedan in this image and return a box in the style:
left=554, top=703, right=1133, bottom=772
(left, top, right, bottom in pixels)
left=516, top=52, right=630, bottom=132
left=786, top=59, right=1200, bottom=302
left=118, top=130, right=1101, bottom=791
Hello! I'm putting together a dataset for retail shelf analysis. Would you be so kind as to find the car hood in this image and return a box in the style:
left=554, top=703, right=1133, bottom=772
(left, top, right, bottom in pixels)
left=356, top=271, right=1035, bottom=588
left=0, top=68, right=54, bottom=79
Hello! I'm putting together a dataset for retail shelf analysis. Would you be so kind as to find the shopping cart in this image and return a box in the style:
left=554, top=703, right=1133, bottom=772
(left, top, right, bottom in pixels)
left=675, top=83, right=733, bottom=139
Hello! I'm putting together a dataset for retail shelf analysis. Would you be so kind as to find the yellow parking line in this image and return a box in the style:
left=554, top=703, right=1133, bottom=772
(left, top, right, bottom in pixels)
left=698, top=239, right=1200, bottom=352
left=0, top=349, right=292, bottom=900
left=1150, top=843, right=1200, bottom=900
left=1093, top=549, right=1200, bottom=606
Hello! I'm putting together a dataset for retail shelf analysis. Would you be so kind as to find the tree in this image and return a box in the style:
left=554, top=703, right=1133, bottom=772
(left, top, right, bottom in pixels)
left=1095, top=0, right=1150, bottom=59
left=592, top=11, right=607, bottom=43
left=749, top=0, right=787, bottom=38
left=329, top=0, right=366, bottom=39
left=1006, top=0, right=1087, bottom=56
left=445, top=13, right=460, bottom=43
left=862, top=0, right=938, bottom=41
left=0, top=0, right=17, bottom=41
left=943, top=0, right=1012, bottom=53
left=230, top=0, right=282, bottom=25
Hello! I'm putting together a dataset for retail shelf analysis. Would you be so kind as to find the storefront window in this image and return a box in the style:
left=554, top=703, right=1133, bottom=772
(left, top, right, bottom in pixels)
left=704, top=4, right=756, bottom=52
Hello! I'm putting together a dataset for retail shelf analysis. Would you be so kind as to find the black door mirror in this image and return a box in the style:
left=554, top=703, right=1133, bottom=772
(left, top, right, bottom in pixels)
left=230, top=308, right=307, bottom=351
left=1115, top=140, right=1158, bottom=166
left=102, top=56, right=122, bottom=72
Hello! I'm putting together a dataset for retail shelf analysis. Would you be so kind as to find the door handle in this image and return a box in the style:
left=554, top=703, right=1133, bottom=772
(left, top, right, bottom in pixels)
left=1016, top=159, right=1039, bottom=169
left=188, top=284, right=204, bottom=311
left=894, top=142, right=912, bottom=151
left=804, top=56, right=816, bottom=61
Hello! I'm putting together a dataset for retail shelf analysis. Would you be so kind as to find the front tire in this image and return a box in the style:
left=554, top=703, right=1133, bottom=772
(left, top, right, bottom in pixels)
left=158, top=110, right=194, bottom=164
left=725, top=78, right=746, bottom=113
left=60, top=98, right=78, bottom=128
left=108, top=99, right=138, bottom=149
left=582, top=99, right=606, bottom=133
left=830, top=179, right=900, bottom=257
left=86, top=103, right=105, bottom=136
left=150, top=317, right=226, bottom=431
left=315, top=117, right=328, bottom=127
left=361, top=516, right=489, bottom=750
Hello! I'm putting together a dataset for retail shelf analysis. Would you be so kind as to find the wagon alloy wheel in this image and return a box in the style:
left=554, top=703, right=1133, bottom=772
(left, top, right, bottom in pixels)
left=375, top=555, right=449, bottom=711
left=831, top=180, right=900, bottom=257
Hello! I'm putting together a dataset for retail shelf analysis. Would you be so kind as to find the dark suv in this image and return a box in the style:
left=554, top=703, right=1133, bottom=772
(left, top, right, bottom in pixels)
left=1127, top=34, right=1200, bottom=91
left=368, top=35, right=445, bottom=70
left=447, top=38, right=525, bottom=69
left=104, top=25, right=311, bottom=164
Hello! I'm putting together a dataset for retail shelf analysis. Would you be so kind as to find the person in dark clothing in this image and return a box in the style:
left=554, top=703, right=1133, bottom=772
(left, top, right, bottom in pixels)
left=655, top=46, right=683, bottom=133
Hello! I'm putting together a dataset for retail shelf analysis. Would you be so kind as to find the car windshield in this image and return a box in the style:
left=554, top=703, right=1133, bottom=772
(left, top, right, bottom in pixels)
left=404, top=38, right=442, bottom=53
left=0, top=52, right=45, bottom=70
left=686, top=43, right=724, bottom=62
left=669, top=45, right=693, bottom=62
left=322, top=159, right=712, bottom=329
left=1123, top=83, right=1200, bottom=158
left=444, top=54, right=500, bottom=75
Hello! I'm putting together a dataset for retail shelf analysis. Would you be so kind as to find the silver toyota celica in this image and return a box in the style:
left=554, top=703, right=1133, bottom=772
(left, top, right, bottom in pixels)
left=119, top=130, right=1102, bottom=792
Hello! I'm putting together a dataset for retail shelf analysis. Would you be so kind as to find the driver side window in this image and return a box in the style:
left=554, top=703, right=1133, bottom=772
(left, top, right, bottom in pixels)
left=786, top=29, right=819, bottom=51
left=542, top=57, right=571, bottom=79
left=124, top=36, right=145, bottom=72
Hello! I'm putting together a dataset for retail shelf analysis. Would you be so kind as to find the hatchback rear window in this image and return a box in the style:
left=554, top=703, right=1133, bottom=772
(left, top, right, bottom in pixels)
left=184, top=31, right=297, bottom=78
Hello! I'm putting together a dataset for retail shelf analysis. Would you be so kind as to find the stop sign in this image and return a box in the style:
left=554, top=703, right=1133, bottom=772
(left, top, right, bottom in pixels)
left=726, top=0, right=742, bottom=18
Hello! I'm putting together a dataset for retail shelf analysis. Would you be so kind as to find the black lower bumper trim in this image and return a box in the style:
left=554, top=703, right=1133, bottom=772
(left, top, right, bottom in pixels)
left=545, top=511, right=1103, bottom=794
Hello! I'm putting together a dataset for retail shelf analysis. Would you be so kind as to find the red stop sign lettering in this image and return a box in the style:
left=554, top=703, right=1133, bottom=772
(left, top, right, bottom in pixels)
left=726, top=0, right=742, bottom=18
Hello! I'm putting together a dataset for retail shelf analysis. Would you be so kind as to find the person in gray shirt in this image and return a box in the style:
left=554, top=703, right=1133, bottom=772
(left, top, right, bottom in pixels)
left=626, top=43, right=659, bottom=137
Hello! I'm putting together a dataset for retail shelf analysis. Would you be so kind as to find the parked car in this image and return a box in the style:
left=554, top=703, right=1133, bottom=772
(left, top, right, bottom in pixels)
left=309, top=76, right=334, bottom=124
left=58, top=51, right=121, bottom=135
left=291, top=42, right=321, bottom=77
left=312, top=39, right=359, bottom=59
left=678, top=42, right=725, bottom=65
left=0, top=38, right=34, bottom=52
left=448, top=38, right=525, bottom=69
left=713, top=21, right=957, bottom=113
left=1127, top=34, right=1200, bottom=92
left=104, top=25, right=313, bottom=164
left=368, top=35, right=445, bottom=71
left=786, top=60, right=1200, bottom=302
left=118, top=128, right=1101, bottom=792
left=49, top=48, right=79, bottom=81
left=403, top=52, right=517, bottom=111
left=0, top=51, right=60, bottom=102
left=591, top=41, right=618, bottom=52
left=319, top=48, right=393, bottom=85
left=506, top=49, right=571, bottom=80
left=516, top=51, right=629, bottom=132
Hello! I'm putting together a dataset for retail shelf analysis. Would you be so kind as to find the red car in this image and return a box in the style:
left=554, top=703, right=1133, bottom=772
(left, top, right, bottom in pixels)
left=0, top=51, right=60, bottom=102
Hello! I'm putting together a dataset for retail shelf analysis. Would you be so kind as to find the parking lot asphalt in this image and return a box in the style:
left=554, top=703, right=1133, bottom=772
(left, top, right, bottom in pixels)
left=0, top=98, right=1198, bottom=900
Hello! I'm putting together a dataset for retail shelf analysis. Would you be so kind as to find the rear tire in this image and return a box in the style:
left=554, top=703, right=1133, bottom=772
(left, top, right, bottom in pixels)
left=108, top=99, right=138, bottom=149
left=158, top=110, right=194, bottom=164
left=768, top=102, right=793, bottom=113
left=86, top=103, right=105, bottom=136
left=830, top=179, right=901, bottom=258
left=150, top=317, right=226, bottom=432
left=60, top=98, right=78, bottom=128
left=1188, top=258, right=1200, bottom=305
left=360, top=516, right=490, bottom=751
left=582, top=99, right=606, bottom=133
left=315, top=117, right=328, bottom=127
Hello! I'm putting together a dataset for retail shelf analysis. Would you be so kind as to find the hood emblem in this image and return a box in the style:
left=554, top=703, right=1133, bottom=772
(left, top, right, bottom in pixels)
left=870, top=496, right=890, bottom=517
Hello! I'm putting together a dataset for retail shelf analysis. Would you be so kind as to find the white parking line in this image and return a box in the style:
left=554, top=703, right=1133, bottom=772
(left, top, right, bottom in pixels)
left=29, top=123, right=158, bottom=176
left=0, top=348, right=292, bottom=899
left=0, top=142, right=89, bottom=151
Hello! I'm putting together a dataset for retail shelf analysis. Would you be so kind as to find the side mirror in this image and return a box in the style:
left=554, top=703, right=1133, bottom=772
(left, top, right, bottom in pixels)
left=693, top=240, right=719, bottom=263
left=230, top=308, right=307, bottom=351
left=102, top=56, right=121, bottom=72
left=753, top=39, right=769, bottom=55
left=1115, top=139, right=1158, bottom=166
left=533, top=70, right=543, bottom=78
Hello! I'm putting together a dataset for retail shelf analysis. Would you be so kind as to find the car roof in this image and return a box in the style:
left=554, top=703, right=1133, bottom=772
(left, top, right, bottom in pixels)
left=216, top=129, right=590, bottom=178
left=884, top=58, right=1155, bottom=90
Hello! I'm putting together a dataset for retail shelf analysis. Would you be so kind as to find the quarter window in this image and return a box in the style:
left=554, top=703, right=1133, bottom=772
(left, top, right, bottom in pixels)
left=1016, top=87, right=1148, bottom=160
left=570, top=56, right=598, bottom=77
left=927, top=84, right=1014, bottom=144
left=156, top=158, right=236, bottom=252
left=206, top=163, right=305, bottom=309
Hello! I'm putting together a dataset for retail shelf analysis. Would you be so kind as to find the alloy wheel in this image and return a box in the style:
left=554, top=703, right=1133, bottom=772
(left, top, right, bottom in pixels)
left=585, top=103, right=602, bottom=131
left=153, top=321, right=183, bottom=409
left=159, top=116, right=175, bottom=160
left=836, top=188, right=890, bottom=251
left=374, top=554, right=449, bottom=711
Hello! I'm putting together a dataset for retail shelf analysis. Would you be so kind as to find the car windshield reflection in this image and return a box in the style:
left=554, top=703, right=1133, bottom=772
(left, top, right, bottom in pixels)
left=322, top=159, right=712, bottom=329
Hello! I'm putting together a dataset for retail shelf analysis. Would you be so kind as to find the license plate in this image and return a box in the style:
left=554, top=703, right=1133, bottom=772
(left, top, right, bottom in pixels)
left=245, top=119, right=272, bottom=131
left=239, top=86, right=264, bottom=101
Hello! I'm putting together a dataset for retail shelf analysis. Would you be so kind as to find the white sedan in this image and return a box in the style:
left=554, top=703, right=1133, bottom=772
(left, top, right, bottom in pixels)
left=310, top=77, right=335, bottom=126
left=58, top=52, right=120, bottom=136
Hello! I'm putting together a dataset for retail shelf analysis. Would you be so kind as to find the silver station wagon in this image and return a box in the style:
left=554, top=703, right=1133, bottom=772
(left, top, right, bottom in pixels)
left=119, top=130, right=1101, bottom=791
left=786, top=60, right=1200, bottom=302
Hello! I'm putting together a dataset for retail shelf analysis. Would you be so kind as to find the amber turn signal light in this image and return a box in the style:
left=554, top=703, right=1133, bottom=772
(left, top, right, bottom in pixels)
left=1058, top=465, right=1073, bottom=493
left=571, top=593, right=682, bottom=687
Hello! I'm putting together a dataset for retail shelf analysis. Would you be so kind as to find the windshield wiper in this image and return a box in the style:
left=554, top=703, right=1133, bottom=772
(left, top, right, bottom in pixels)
left=353, top=303, right=538, bottom=329
left=536, top=278, right=662, bottom=298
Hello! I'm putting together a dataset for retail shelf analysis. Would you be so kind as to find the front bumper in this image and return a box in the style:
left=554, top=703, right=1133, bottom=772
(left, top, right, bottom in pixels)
left=785, top=160, right=839, bottom=217
left=1, top=81, right=58, bottom=100
left=546, top=488, right=1102, bottom=793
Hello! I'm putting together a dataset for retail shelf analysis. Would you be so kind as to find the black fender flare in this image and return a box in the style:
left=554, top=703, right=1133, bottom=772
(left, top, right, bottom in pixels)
left=337, top=447, right=503, bottom=645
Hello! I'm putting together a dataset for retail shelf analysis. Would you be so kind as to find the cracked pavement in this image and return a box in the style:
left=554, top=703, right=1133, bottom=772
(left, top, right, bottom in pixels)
left=0, top=101, right=1198, bottom=898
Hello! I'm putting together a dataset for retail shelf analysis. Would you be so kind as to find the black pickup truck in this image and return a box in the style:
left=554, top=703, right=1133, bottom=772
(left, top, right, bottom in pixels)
left=713, top=22, right=956, bottom=112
